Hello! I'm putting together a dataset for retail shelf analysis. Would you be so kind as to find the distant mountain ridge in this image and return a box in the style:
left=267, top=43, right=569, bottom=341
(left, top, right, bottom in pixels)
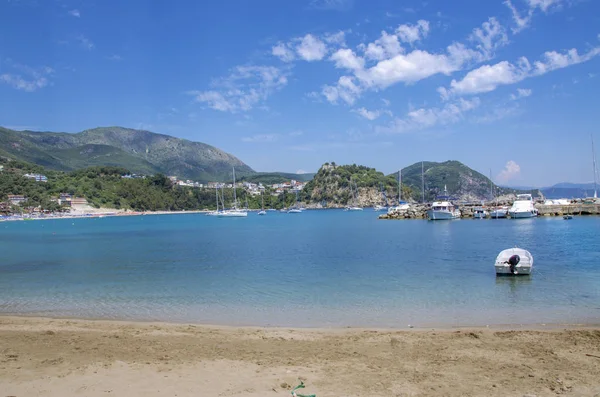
left=398, top=160, right=526, bottom=202
left=0, top=126, right=254, bottom=182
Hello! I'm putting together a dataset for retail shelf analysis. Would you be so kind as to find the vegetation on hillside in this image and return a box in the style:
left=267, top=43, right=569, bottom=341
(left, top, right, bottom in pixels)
left=0, top=159, right=298, bottom=212
left=398, top=160, right=532, bottom=202
left=0, top=126, right=253, bottom=182
left=238, top=172, right=315, bottom=185
left=303, top=163, right=412, bottom=206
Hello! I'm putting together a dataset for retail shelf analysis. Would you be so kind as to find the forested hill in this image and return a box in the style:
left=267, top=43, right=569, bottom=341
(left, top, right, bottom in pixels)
left=0, top=126, right=253, bottom=182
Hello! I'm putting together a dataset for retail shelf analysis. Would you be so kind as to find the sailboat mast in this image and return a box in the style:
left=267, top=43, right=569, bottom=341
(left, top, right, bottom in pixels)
left=592, top=135, right=598, bottom=199
left=232, top=167, right=237, bottom=207
left=421, top=161, right=425, bottom=203
left=489, top=168, right=493, bottom=200
left=398, top=170, right=402, bottom=202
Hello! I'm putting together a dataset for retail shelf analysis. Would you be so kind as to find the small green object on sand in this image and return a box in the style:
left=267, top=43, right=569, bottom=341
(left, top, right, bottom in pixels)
left=291, top=381, right=316, bottom=397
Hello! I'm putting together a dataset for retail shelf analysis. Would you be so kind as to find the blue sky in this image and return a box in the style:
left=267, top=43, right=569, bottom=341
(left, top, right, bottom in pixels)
left=1, top=0, right=599, bottom=186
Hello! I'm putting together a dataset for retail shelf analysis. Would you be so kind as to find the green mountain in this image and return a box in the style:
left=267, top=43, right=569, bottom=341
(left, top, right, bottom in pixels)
left=398, top=160, right=530, bottom=202
left=239, top=172, right=315, bottom=185
left=303, top=163, right=412, bottom=207
left=0, top=126, right=253, bottom=182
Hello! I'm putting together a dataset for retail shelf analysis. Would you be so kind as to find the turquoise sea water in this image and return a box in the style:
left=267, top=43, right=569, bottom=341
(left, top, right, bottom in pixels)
left=0, top=211, right=599, bottom=328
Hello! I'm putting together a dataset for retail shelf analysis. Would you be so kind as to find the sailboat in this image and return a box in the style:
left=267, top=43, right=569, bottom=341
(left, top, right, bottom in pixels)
left=388, top=169, right=409, bottom=212
left=258, top=191, right=266, bottom=215
left=218, top=167, right=248, bottom=217
left=206, top=185, right=222, bottom=216
left=592, top=134, right=598, bottom=200
left=346, top=179, right=363, bottom=211
left=288, top=190, right=302, bottom=213
left=373, top=183, right=388, bottom=211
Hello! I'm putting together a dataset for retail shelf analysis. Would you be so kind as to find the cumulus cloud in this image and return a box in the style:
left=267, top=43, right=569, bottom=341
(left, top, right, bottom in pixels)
left=469, top=18, right=508, bottom=59
left=497, top=160, right=521, bottom=183
left=360, top=31, right=403, bottom=61
left=296, top=34, right=328, bottom=61
left=322, top=75, right=362, bottom=105
left=330, top=48, right=364, bottom=70
left=377, top=97, right=480, bottom=134
left=396, top=20, right=430, bottom=44
left=0, top=60, right=53, bottom=92
left=510, top=88, right=532, bottom=100
left=353, top=107, right=381, bottom=120
left=189, top=65, right=288, bottom=112
left=272, top=42, right=295, bottom=62
left=441, top=46, right=600, bottom=97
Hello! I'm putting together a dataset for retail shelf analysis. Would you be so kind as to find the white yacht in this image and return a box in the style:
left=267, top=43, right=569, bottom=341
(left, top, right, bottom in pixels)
left=426, top=186, right=460, bottom=220
left=495, top=248, right=533, bottom=276
left=508, top=194, right=538, bottom=218
left=218, top=167, right=247, bottom=217
left=473, top=207, right=489, bottom=219
left=374, top=205, right=387, bottom=211
left=490, top=206, right=509, bottom=219
left=387, top=201, right=410, bottom=213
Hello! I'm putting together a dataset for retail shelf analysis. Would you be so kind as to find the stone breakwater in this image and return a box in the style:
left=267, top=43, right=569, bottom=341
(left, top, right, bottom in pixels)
left=379, top=203, right=600, bottom=220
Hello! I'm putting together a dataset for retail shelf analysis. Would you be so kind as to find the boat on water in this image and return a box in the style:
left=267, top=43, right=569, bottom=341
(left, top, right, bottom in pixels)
left=426, top=185, right=460, bottom=220
left=345, top=178, right=363, bottom=211
left=490, top=207, right=509, bottom=218
left=563, top=214, right=573, bottom=220
left=287, top=208, right=302, bottom=213
left=257, top=191, right=266, bottom=215
left=206, top=186, right=223, bottom=216
left=495, top=248, right=533, bottom=276
left=508, top=194, right=538, bottom=218
left=374, top=183, right=388, bottom=211
left=218, top=167, right=247, bottom=217
left=473, top=207, right=489, bottom=219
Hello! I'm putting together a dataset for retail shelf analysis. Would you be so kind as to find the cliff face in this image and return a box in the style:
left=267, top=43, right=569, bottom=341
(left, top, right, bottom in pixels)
left=303, top=163, right=411, bottom=207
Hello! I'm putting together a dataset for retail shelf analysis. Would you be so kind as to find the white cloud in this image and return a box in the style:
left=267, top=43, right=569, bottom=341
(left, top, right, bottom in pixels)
left=68, top=9, right=80, bottom=17
left=381, top=98, right=391, bottom=106
left=296, top=34, right=328, bottom=61
left=497, top=160, right=521, bottom=183
left=442, top=45, right=600, bottom=97
left=355, top=50, right=457, bottom=88
left=360, top=31, right=403, bottom=61
left=504, top=0, right=564, bottom=33
left=396, top=20, right=430, bottom=44
left=272, top=42, right=295, bottom=62
left=324, top=31, right=347, bottom=46
left=296, top=169, right=307, bottom=174
left=322, top=75, right=361, bottom=105
left=0, top=61, right=53, bottom=92
left=378, top=97, right=480, bottom=134
left=77, top=35, right=94, bottom=50
left=469, top=18, right=508, bottom=59
left=190, top=65, right=288, bottom=112
left=241, top=134, right=279, bottom=142
left=446, top=59, right=531, bottom=96
left=353, top=107, right=380, bottom=120
left=510, top=88, right=532, bottom=100
left=330, top=48, right=364, bottom=70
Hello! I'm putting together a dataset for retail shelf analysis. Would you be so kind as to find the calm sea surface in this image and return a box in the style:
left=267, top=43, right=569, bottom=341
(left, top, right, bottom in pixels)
left=0, top=211, right=599, bottom=328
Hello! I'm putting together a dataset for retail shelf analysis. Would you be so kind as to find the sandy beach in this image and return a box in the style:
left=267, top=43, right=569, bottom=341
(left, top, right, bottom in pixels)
left=0, top=317, right=599, bottom=396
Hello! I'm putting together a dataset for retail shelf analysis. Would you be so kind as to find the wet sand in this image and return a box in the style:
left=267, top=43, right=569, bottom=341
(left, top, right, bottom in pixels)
left=1, top=317, right=600, bottom=396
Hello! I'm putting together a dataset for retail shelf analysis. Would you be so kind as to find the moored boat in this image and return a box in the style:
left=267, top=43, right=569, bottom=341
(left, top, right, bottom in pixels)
left=490, top=206, right=508, bottom=219
left=494, top=248, right=533, bottom=276
left=473, top=207, right=489, bottom=219
left=508, top=194, right=538, bottom=218
left=426, top=185, right=460, bottom=220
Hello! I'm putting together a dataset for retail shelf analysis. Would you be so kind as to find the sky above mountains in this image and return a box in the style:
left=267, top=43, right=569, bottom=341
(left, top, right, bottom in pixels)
left=1, top=0, right=599, bottom=186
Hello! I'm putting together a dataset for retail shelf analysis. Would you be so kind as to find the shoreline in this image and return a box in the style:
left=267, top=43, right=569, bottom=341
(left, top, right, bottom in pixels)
left=2, top=313, right=600, bottom=332
left=1, top=316, right=599, bottom=396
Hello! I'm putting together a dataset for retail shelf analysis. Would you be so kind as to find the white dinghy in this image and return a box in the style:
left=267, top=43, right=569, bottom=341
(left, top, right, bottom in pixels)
left=494, top=248, right=533, bottom=276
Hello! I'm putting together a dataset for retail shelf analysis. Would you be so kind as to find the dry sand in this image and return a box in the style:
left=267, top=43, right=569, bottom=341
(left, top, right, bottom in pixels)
left=1, top=317, right=599, bottom=397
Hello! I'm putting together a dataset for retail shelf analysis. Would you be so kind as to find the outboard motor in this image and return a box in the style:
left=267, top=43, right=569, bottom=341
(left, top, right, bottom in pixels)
left=508, top=254, right=520, bottom=274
